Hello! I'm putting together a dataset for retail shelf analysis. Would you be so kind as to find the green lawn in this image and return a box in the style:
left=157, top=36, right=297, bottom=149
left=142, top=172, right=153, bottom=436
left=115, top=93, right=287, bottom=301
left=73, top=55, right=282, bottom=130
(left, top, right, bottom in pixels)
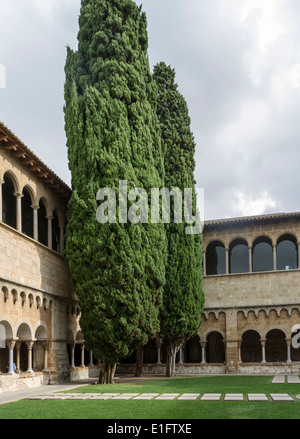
left=0, top=376, right=300, bottom=419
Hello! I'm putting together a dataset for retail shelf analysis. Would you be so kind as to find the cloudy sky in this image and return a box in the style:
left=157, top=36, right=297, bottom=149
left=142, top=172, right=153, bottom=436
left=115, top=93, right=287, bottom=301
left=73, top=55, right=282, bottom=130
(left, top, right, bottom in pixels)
left=1, top=0, right=300, bottom=220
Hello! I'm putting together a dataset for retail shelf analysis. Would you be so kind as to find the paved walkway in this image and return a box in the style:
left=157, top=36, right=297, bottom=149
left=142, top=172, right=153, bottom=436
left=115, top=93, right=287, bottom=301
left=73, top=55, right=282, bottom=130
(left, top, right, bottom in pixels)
left=26, top=391, right=298, bottom=402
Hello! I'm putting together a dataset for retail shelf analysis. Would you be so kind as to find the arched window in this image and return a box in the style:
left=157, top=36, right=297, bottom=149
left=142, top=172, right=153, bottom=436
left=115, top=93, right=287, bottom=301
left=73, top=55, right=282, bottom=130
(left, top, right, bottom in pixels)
left=277, top=234, right=298, bottom=270
left=206, top=332, right=225, bottom=363
left=206, top=241, right=226, bottom=275
left=241, top=330, right=262, bottom=362
left=52, top=210, right=60, bottom=253
left=252, top=237, right=273, bottom=272
left=38, top=199, right=48, bottom=246
left=229, top=239, right=249, bottom=274
left=186, top=335, right=202, bottom=363
left=22, top=187, right=34, bottom=238
left=265, top=329, right=287, bottom=362
left=2, top=172, right=16, bottom=228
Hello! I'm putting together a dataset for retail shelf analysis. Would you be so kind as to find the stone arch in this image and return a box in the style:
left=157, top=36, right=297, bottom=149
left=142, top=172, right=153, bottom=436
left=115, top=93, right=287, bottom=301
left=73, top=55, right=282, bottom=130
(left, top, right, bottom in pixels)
left=3, top=170, right=20, bottom=193
left=252, top=236, right=273, bottom=272
left=76, top=330, right=84, bottom=343
left=1, top=286, right=9, bottom=302
left=185, top=335, right=202, bottom=363
left=241, top=329, right=262, bottom=362
left=206, top=240, right=226, bottom=275
left=34, top=324, right=47, bottom=341
left=42, top=298, right=48, bottom=310
left=276, top=234, right=298, bottom=270
left=0, top=319, right=13, bottom=339
left=20, top=291, right=26, bottom=306
left=265, top=328, right=287, bottom=362
left=11, top=289, right=18, bottom=304
left=28, top=294, right=34, bottom=308
left=16, top=322, right=32, bottom=340
left=38, top=197, right=49, bottom=246
left=206, top=331, right=225, bottom=363
left=21, top=185, right=35, bottom=238
left=229, top=238, right=249, bottom=274
left=2, top=171, right=18, bottom=229
left=36, top=296, right=42, bottom=309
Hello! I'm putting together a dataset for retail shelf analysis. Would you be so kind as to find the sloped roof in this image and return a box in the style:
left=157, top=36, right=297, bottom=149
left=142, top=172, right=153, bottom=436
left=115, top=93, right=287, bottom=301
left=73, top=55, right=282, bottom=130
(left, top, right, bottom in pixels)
left=204, top=211, right=300, bottom=230
left=0, top=121, right=71, bottom=200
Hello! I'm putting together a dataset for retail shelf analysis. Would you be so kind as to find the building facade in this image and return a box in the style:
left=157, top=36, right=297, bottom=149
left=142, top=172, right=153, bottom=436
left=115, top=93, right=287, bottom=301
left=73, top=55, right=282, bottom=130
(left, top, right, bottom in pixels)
left=0, top=121, right=300, bottom=391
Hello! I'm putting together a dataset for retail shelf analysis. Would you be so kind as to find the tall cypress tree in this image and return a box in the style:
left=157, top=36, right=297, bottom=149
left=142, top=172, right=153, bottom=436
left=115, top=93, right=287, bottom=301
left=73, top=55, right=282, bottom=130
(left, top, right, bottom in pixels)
left=153, top=62, right=204, bottom=377
left=64, top=0, right=166, bottom=383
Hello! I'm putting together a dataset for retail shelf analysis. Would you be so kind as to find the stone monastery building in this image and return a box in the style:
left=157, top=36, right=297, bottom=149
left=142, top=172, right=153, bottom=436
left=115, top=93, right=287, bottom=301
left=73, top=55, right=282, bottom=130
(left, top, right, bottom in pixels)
left=0, top=121, right=300, bottom=391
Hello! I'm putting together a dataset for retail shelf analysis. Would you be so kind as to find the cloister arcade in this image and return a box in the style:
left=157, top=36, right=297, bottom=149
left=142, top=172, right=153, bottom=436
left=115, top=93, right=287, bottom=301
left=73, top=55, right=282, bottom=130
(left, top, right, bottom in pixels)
left=0, top=170, right=64, bottom=254
left=204, top=234, right=299, bottom=276
left=137, top=324, right=300, bottom=368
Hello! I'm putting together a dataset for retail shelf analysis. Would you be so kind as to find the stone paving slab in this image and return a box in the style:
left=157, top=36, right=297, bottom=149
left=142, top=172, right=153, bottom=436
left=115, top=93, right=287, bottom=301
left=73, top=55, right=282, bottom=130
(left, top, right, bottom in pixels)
left=111, top=393, right=140, bottom=400
left=270, top=393, right=294, bottom=402
left=287, top=375, right=300, bottom=383
left=201, top=394, right=221, bottom=401
left=248, top=394, right=269, bottom=401
left=133, top=393, right=160, bottom=400
left=272, top=375, right=285, bottom=383
left=224, top=394, right=244, bottom=401
left=155, top=393, right=180, bottom=400
left=177, top=393, right=200, bottom=401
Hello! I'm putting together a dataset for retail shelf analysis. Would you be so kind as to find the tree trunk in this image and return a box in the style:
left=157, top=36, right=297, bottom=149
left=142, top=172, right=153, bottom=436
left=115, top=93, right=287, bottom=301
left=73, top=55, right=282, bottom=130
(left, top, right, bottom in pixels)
left=165, top=340, right=182, bottom=377
left=136, top=346, right=144, bottom=377
left=98, top=360, right=117, bottom=384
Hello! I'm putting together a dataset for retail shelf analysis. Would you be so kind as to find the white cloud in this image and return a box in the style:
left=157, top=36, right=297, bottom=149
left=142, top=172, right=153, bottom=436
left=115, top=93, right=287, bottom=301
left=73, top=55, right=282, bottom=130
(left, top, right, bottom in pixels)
left=216, top=99, right=271, bottom=149
left=231, top=191, right=277, bottom=217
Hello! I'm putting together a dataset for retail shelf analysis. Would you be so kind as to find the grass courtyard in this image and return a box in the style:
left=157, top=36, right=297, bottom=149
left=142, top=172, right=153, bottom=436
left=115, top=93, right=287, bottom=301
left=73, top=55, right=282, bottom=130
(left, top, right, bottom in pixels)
left=0, top=375, right=299, bottom=419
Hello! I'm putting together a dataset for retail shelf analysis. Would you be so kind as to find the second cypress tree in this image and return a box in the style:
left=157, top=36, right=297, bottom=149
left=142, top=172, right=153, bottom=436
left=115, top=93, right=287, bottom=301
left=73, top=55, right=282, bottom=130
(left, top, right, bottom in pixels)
left=153, top=62, right=205, bottom=377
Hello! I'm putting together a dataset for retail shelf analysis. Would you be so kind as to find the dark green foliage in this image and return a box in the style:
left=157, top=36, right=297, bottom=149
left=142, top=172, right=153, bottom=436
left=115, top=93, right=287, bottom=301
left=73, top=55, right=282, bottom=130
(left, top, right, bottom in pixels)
left=64, top=0, right=166, bottom=366
left=153, top=62, right=204, bottom=375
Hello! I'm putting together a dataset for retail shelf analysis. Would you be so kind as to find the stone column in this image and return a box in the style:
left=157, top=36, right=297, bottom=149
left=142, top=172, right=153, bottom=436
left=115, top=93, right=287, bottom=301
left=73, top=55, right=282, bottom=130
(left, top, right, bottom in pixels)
left=70, top=343, right=75, bottom=368
left=15, top=341, right=21, bottom=373
left=46, top=216, right=53, bottom=250
left=203, top=250, right=206, bottom=276
left=248, top=246, right=252, bottom=273
left=179, top=348, right=183, bottom=364
left=32, top=205, right=39, bottom=241
left=6, top=340, right=16, bottom=374
left=32, top=343, right=37, bottom=371
left=260, top=338, right=266, bottom=363
left=43, top=342, right=49, bottom=370
left=80, top=344, right=85, bottom=367
left=14, top=192, right=23, bottom=232
left=225, top=248, right=229, bottom=274
left=200, top=341, right=207, bottom=364
left=0, top=179, right=4, bottom=222
left=273, top=244, right=277, bottom=270
left=286, top=338, right=292, bottom=363
left=237, top=340, right=242, bottom=363
left=26, top=341, right=35, bottom=373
